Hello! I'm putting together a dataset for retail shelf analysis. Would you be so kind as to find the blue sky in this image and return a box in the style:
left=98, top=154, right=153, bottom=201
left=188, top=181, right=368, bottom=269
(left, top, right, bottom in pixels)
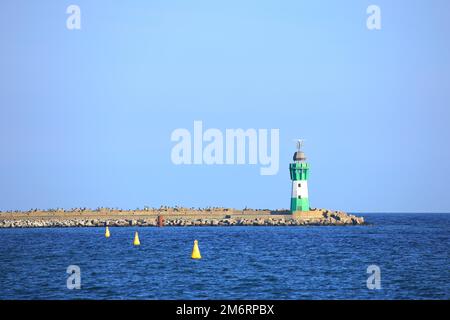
left=1, top=0, right=449, bottom=212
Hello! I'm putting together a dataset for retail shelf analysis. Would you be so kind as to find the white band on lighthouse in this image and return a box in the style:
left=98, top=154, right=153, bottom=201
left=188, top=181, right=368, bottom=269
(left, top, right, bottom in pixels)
left=291, top=180, right=309, bottom=199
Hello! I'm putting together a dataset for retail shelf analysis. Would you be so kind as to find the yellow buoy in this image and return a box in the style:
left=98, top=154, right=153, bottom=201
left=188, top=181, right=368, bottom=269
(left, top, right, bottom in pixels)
left=133, top=231, right=140, bottom=246
left=191, top=240, right=201, bottom=259
left=105, top=226, right=110, bottom=238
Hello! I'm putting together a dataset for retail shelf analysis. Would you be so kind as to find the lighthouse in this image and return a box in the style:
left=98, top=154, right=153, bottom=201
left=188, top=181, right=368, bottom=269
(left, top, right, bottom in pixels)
left=290, top=140, right=310, bottom=213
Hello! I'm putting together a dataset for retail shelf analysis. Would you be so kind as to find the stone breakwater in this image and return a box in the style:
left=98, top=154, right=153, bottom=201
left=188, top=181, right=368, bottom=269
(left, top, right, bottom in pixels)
left=0, top=208, right=364, bottom=228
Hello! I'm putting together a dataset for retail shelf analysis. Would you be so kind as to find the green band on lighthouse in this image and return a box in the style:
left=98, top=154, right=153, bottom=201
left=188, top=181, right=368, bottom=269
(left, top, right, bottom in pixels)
left=289, top=162, right=309, bottom=181
left=291, top=197, right=310, bottom=212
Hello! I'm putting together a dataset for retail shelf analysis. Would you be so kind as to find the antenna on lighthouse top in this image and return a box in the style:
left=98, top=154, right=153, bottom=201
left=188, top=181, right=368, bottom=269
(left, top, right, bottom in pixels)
left=294, top=139, right=305, bottom=151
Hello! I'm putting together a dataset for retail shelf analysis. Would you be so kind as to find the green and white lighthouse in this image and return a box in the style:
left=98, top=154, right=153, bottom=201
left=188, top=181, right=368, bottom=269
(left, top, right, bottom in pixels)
left=290, top=140, right=310, bottom=213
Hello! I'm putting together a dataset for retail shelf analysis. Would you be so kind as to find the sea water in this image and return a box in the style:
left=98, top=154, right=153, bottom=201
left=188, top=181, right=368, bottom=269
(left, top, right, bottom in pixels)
left=0, top=213, right=448, bottom=299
